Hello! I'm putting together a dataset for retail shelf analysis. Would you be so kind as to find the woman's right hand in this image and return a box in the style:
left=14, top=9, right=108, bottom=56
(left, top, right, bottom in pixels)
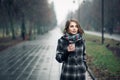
left=67, top=44, right=75, bottom=52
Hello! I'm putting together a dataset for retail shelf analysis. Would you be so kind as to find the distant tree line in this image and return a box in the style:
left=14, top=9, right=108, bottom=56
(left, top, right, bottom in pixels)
left=68, top=0, right=120, bottom=34
left=0, top=0, right=57, bottom=40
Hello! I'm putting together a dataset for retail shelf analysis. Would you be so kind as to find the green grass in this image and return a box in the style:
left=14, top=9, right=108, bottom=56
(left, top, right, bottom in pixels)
left=85, top=34, right=120, bottom=76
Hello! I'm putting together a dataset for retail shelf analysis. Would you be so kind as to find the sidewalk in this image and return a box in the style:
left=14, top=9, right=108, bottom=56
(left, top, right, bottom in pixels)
left=85, top=30, right=120, bottom=41
left=0, top=27, right=92, bottom=80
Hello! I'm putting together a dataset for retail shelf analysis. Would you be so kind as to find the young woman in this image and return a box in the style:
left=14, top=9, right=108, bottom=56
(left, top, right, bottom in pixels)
left=56, top=19, right=87, bottom=80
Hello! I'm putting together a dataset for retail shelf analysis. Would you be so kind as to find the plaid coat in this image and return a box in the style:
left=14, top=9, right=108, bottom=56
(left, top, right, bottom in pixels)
left=56, top=36, right=87, bottom=80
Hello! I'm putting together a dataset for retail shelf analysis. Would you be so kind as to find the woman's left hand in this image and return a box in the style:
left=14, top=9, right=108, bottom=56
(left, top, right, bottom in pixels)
left=67, top=44, right=75, bottom=52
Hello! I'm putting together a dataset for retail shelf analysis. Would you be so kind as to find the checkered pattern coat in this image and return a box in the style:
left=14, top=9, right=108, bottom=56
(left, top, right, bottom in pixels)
left=56, top=36, right=87, bottom=80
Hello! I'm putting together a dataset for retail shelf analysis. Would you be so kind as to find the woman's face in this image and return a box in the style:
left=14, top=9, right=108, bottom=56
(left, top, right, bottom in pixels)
left=68, top=22, right=78, bottom=34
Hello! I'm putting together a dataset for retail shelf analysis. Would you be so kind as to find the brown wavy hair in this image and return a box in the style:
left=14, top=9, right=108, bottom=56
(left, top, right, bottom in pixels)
left=63, top=19, right=84, bottom=34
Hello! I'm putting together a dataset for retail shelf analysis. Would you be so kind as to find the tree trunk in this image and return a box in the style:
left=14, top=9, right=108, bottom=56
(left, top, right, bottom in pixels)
left=21, top=14, right=26, bottom=40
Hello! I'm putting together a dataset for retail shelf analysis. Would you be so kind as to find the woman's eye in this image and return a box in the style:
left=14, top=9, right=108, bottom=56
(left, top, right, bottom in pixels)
left=75, top=25, right=78, bottom=27
left=70, top=25, right=78, bottom=27
left=70, top=25, right=74, bottom=27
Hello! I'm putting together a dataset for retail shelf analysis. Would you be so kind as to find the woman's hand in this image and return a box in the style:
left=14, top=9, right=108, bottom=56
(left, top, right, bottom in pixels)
left=67, top=44, right=75, bottom=52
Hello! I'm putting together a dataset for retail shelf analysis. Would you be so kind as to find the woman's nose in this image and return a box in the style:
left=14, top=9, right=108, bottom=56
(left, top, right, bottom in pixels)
left=73, top=26, right=77, bottom=29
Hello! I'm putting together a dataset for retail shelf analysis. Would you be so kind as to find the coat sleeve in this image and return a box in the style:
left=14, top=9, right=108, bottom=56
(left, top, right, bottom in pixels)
left=83, top=39, right=86, bottom=62
left=83, top=39, right=88, bottom=69
left=55, top=39, right=69, bottom=63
